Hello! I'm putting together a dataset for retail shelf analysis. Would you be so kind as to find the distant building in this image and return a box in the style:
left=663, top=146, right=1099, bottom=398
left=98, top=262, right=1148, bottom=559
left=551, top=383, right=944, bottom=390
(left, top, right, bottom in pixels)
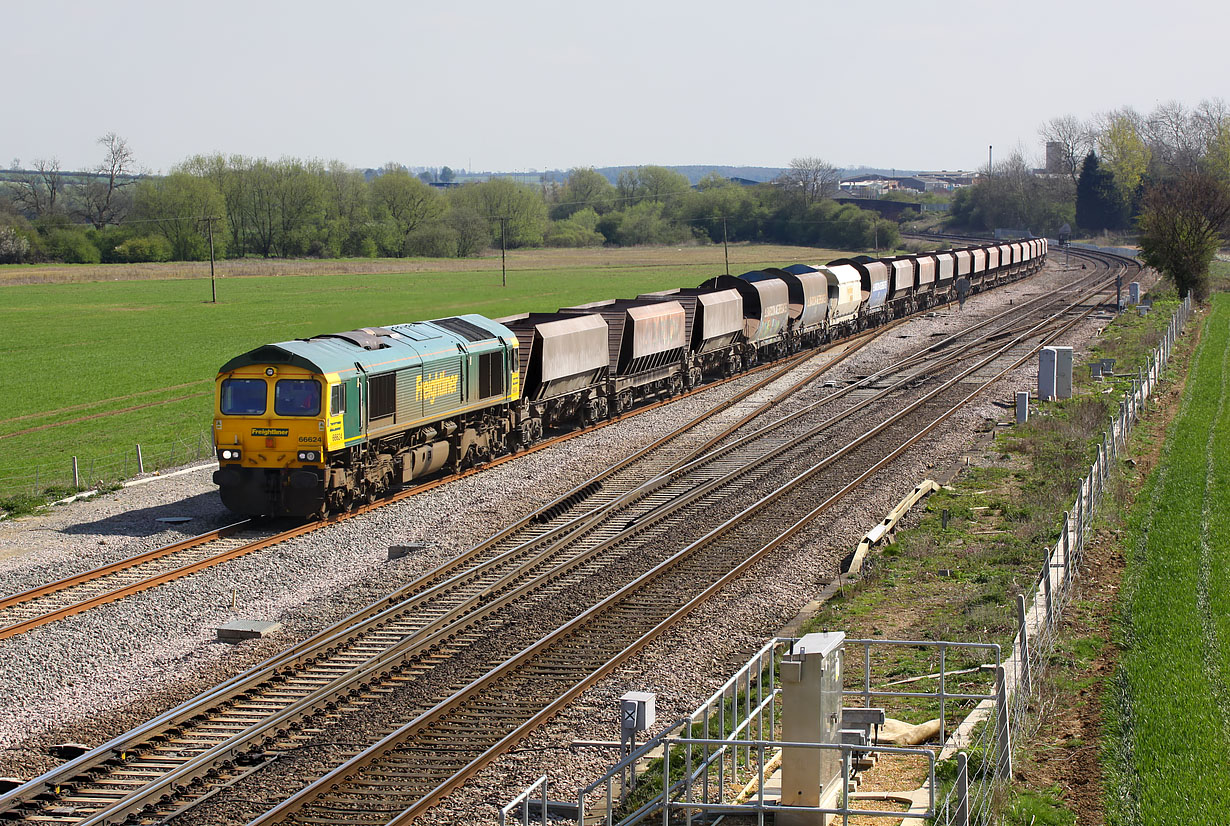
left=839, top=173, right=929, bottom=196
left=1045, top=141, right=1066, bottom=174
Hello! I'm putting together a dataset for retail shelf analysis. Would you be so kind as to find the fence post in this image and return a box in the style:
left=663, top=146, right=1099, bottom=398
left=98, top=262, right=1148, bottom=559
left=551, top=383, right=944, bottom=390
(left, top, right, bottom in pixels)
left=1062, top=510, right=1073, bottom=595
left=72, top=456, right=80, bottom=489
left=1016, top=594, right=1030, bottom=696
left=996, top=666, right=1012, bottom=780
left=136, top=444, right=145, bottom=475
left=955, top=752, right=969, bottom=826
left=1044, top=559, right=1054, bottom=627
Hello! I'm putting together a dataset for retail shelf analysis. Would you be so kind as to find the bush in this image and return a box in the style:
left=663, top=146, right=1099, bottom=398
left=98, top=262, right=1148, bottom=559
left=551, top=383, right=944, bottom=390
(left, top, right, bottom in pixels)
left=0, top=226, right=31, bottom=263
left=405, top=221, right=460, bottom=257
left=598, top=202, right=689, bottom=246
left=45, top=229, right=102, bottom=264
left=544, top=207, right=605, bottom=247
left=112, top=235, right=173, bottom=263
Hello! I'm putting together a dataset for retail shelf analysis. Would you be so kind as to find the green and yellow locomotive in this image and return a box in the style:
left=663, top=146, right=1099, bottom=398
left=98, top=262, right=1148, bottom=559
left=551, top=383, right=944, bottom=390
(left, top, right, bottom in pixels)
left=213, top=315, right=520, bottom=517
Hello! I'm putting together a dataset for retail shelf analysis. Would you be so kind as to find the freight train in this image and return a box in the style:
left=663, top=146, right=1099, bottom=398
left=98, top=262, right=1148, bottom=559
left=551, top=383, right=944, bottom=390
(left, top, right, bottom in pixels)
left=213, top=239, right=1047, bottom=517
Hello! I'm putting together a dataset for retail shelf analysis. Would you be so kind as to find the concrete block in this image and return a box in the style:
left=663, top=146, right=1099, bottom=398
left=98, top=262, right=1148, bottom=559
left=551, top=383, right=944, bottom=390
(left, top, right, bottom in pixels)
left=1015, top=391, right=1029, bottom=424
left=216, top=620, right=281, bottom=642
left=1090, top=363, right=1103, bottom=379
left=388, top=542, right=427, bottom=560
left=1129, top=281, right=1141, bottom=304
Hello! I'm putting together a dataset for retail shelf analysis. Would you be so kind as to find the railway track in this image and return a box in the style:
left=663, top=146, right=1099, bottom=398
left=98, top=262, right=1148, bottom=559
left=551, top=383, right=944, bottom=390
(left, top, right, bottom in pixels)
left=247, top=252, right=1134, bottom=826
left=0, top=327, right=888, bottom=826
left=0, top=337, right=858, bottom=644
left=0, top=249, right=1136, bottom=826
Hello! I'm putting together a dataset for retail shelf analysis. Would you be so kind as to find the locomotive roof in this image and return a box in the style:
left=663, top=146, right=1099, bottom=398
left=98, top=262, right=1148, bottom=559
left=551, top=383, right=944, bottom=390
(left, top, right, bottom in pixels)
left=217, top=313, right=514, bottom=376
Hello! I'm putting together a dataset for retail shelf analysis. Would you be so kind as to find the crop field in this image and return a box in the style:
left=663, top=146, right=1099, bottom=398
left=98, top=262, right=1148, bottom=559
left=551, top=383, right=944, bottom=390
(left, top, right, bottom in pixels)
left=0, top=244, right=853, bottom=501
left=1104, top=292, right=1230, bottom=823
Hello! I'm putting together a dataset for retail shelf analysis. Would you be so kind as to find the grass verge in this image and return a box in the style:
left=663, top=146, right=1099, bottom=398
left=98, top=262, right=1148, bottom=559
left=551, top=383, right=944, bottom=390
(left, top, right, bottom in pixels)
left=1102, top=292, right=1230, bottom=823
left=797, top=282, right=1188, bottom=822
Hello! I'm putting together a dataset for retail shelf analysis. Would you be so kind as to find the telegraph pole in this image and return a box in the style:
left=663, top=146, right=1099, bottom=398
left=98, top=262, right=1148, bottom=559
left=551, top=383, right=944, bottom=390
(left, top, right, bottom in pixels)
left=722, top=216, right=730, bottom=275
left=206, top=216, right=217, bottom=303
left=499, top=217, right=508, bottom=287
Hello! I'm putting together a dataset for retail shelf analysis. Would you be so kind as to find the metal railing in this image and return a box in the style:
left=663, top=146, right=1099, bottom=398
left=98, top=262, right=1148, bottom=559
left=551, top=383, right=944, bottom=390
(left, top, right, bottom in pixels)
left=503, top=294, right=1194, bottom=826
left=499, top=775, right=549, bottom=826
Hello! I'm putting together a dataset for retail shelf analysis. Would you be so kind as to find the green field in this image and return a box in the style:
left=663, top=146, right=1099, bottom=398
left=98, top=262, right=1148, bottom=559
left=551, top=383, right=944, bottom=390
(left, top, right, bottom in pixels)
left=0, top=245, right=852, bottom=498
left=1104, top=292, right=1230, bottom=823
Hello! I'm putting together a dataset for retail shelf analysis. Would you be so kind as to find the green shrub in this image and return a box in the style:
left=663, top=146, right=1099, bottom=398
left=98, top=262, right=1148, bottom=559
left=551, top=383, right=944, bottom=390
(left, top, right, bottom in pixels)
left=405, top=221, right=461, bottom=257
left=45, top=229, right=102, bottom=264
left=113, top=235, right=173, bottom=263
left=545, top=207, right=605, bottom=247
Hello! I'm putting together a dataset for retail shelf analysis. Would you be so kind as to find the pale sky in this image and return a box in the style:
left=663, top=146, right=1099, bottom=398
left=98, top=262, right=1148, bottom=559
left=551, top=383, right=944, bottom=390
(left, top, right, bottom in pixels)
left=7, top=0, right=1227, bottom=175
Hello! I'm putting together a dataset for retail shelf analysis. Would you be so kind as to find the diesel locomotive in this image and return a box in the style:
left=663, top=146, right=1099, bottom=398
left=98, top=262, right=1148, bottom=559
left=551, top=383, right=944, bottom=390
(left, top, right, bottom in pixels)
left=213, top=239, right=1047, bottom=517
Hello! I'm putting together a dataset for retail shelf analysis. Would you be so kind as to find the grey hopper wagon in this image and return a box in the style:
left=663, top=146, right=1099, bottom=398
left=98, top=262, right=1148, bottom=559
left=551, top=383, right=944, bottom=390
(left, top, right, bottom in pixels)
left=827, top=257, right=889, bottom=325
left=699, top=273, right=791, bottom=359
left=495, top=312, right=610, bottom=402
left=768, top=265, right=832, bottom=344
left=635, top=287, right=745, bottom=382
left=556, top=298, right=689, bottom=407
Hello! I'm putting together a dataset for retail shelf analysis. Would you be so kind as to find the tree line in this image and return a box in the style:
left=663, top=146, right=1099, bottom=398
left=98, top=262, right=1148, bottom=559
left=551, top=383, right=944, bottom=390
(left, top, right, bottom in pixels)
left=948, top=99, right=1230, bottom=301
left=0, top=147, right=899, bottom=265
left=952, top=98, right=1230, bottom=237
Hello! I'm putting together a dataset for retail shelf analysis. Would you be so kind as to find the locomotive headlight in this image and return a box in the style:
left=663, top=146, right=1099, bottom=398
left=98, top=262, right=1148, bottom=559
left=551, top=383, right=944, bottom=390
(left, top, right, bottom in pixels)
left=297, top=451, right=318, bottom=462
left=219, top=448, right=242, bottom=461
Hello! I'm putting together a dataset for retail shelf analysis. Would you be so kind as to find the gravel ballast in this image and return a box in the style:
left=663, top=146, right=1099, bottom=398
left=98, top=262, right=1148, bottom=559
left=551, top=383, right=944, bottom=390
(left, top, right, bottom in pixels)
left=0, top=260, right=1148, bottom=819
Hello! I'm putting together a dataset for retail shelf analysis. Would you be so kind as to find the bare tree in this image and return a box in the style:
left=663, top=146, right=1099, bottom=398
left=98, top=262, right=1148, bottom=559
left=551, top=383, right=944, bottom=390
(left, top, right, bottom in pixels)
left=10, top=157, right=63, bottom=217
left=1193, top=97, right=1230, bottom=146
left=781, top=157, right=841, bottom=203
left=76, top=132, right=142, bottom=228
left=1145, top=100, right=1203, bottom=175
left=1039, top=115, right=1094, bottom=182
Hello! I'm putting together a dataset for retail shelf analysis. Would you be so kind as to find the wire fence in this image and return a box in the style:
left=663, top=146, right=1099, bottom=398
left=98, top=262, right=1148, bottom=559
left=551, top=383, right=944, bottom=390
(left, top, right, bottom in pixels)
left=929, top=292, right=1192, bottom=824
left=0, top=429, right=216, bottom=499
left=503, top=295, right=1194, bottom=826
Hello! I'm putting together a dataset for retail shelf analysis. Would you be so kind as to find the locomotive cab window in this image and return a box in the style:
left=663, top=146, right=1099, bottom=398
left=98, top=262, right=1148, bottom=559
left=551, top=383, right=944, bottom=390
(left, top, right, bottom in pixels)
left=275, top=379, right=321, bottom=416
left=478, top=351, right=505, bottom=398
left=330, top=385, right=345, bottom=416
left=221, top=378, right=267, bottom=415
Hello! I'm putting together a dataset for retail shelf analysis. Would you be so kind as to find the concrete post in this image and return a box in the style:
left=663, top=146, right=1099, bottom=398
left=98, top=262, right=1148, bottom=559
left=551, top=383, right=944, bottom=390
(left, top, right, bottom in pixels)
left=1016, top=594, right=1030, bottom=696
left=1015, top=391, right=1029, bottom=425
left=136, top=444, right=145, bottom=475
left=996, top=666, right=1012, bottom=780
left=72, top=456, right=80, bottom=489
left=1043, top=559, right=1054, bottom=626
left=955, top=752, right=969, bottom=826
left=1062, top=511, right=1072, bottom=591
left=1129, top=281, right=1140, bottom=304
